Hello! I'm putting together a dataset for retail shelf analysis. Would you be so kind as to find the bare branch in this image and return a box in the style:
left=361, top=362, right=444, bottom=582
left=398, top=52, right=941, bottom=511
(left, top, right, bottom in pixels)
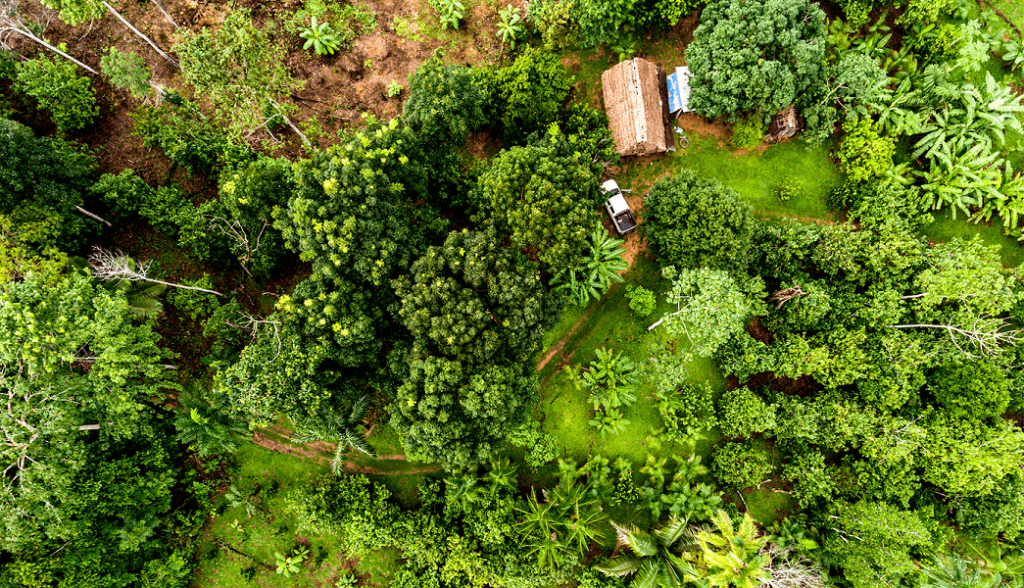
left=88, top=247, right=225, bottom=296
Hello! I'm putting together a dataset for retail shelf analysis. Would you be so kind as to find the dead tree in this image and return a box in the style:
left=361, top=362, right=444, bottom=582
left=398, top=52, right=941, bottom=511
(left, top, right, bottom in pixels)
left=767, top=286, right=805, bottom=309
left=0, top=0, right=98, bottom=73
left=88, top=248, right=225, bottom=296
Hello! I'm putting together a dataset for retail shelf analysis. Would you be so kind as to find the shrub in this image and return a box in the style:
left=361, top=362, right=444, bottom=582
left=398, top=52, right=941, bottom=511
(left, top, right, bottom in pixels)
left=576, top=0, right=647, bottom=49
left=100, top=48, right=152, bottom=99
left=910, top=23, right=964, bottom=63
left=643, top=168, right=757, bottom=273
left=91, top=169, right=153, bottom=221
left=718, top=387, right=776, bottom=438
left=489, top=47, right=574, bottom=142
left=15, top=54, right=98, bottom=133
left=624, top=285, right=656, bottom=317
left=507, top=420, right=559, bottom=468
left=930, top=362, right=1010, bottom=421
left=654, top=0, right=702, bottom=25
left=712, top=440, right=773, bottom=489
left=527, top=0, right=579, bottom=49
left=403, top=57, right=486, bottom=147
left=169, top=277, right=217, bottom=322
left=688, top=0, right=826, bottom=121
left=496, top=5, right=526, bottom=49
left=429, top=0, right=466, bottom=29
left=835, top=120, right=895, bottom=184
left=730, top=116, right=764, bottom=149
left=132, top=103, right=253, bottom=175
left=655, top=380, right=717, bottom=436
left=300, top=17, right=343, bottom=55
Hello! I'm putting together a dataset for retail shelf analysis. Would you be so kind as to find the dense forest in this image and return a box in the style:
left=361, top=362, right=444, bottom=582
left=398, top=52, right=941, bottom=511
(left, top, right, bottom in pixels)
left=2, top=0, right=1024, bottom=584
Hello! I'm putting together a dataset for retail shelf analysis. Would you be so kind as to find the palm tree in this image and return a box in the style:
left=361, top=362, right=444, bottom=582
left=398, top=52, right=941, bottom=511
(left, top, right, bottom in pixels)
left=692, top=510, right=769, bottom=588
left=919, top=554, right=1001, bottom=588
left=290, top=397, right=375, bottom=475
left=517, top=477, right=606, bottom=571
left=596, top=516, right=700, bottom=588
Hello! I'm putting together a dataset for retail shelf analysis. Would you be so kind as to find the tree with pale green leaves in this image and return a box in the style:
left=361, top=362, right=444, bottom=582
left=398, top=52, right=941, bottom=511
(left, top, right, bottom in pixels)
left=649, top=266, right=765, bottom=358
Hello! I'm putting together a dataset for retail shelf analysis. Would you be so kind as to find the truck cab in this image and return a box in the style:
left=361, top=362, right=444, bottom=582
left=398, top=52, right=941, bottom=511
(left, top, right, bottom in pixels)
left=602, top=179, right=637, bottom=235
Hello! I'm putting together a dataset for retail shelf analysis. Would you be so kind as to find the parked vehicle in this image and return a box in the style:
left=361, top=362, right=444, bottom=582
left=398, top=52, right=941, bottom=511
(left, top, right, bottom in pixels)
left=602, top=179, right=637, bottom=235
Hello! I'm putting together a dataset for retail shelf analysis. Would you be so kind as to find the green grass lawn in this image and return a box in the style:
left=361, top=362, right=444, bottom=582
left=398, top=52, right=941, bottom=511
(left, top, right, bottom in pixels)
left=619, top=132, right=844, bottom=222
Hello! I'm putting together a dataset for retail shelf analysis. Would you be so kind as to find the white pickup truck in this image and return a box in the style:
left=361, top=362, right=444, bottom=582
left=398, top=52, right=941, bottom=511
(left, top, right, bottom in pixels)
left=602, top=179, right=637, bottom=235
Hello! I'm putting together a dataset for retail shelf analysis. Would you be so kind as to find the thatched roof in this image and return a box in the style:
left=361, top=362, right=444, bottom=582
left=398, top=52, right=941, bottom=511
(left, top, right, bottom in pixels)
left=768, top=105, right=801, bottom=139
left=602, top=58, right=672, bottom=156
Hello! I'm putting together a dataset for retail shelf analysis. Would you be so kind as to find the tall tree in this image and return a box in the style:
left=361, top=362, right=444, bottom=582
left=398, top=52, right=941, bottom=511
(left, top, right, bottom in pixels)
left=391, top=228, right=560, bottom=468
left=643, top=169, right=758, bottom=273
left=275, top=119, right=439, bottom=286
left=687, top=0, right=826, bottom=121
left=476, top=134, right=598, bottom=273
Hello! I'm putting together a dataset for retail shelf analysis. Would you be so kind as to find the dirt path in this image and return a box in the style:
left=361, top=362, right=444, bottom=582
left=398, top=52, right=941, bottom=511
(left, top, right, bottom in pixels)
left=537, top=308, right=595, bottom=372
left=251, top=430, right=432, bottom=475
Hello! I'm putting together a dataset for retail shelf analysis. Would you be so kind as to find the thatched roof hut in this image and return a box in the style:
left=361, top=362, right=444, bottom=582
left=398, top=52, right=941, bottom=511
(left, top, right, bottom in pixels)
left=768, top=105, right=801, bottom=140
left=602, top=58, right=674, bottom=156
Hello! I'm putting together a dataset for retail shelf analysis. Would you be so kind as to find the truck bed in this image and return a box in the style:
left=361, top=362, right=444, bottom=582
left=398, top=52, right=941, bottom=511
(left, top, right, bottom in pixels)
left=613, top=211, right=637, bottom=234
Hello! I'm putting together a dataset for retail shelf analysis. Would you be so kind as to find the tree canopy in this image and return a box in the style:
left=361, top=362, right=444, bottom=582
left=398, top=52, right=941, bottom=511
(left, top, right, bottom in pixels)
left=687, top=0, right=827, bottom=121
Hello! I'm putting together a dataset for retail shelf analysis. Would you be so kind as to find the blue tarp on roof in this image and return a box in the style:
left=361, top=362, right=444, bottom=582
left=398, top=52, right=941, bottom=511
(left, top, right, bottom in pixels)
left=666, top=66, right=692, bottom=114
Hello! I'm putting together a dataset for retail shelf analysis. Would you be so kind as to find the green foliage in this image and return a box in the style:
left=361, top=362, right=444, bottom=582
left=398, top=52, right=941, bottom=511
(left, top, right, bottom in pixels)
left=392, top=228, right=559, bottom=468
left=712, top=440, right=773, bottom=489
left=174, top=387, right=248, bottom=458
left=644, top=168, right=758, bottom=272
left=692, top=510, right=770, bottom=587
left=300, top=16, right=343, bottom=55
left=0, top=272, right=190, bottom=585
left=508, top=420, right=559, bottom=467
left=174, top=9, right=301, bottom=138
left=836, top=120, right=895, bottom=184
left=277, top=118, right=435, bottom=286
left=527, top=0, right=579, bottom=49
left=802, top=52, right=888, bottom=146
left=403, top=56, right=486, bottom=147
left=930, top=362, right=1010, bottom=421
left=496, top=5, right=526, bottom=49
left=274, top=547, right=309, bottom=577
left=688, top=0, right=826, bottom=121
left=718, top=387, right=776, bottom=438
left=781, top=449, right=837, bottom=506
left=287, top=474, right=397, bottom=551
left=38, top=0, right=104, bottom=25
left=429, top=0, right=465, bottom=29
left=652, top=266, right=765, bottom=359
left=550, top=223, right=628, bottom=306
left=487, top=47, right=574, bottom=141
left=910, top=23, right=964, bottom=63
left=825, top=501, right=933, bottom=588
left=476, top=135, right=598, bottom=272
left=576, top=0, right=645, bottom=49
left=291, top=397, right=375, bottom=475
left=656, top=380, right=717, bottom=438
left=730, top=115, right=764, bottom=149
left=654, top=0, right=702, bottom=25
left=0, top=117, right=95, bottom=248
left=596, top=517, right=698, bottom=585
left=192, top=156, right=291, bottom=278
left=132, top=103, right=252, bottom=176
left=168, top=276, right=216, bottom=322
left=518, top=461, right=607, bottom=569
left=15, top=54, right=98, bottom=133
left=100, top=47, right=152, bottom=100
left=624, top=284, right=656, bottom=317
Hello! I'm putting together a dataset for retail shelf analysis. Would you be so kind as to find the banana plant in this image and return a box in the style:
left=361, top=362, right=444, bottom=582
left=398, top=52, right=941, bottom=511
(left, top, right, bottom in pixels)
left=550, top=223, right=628, bottom=306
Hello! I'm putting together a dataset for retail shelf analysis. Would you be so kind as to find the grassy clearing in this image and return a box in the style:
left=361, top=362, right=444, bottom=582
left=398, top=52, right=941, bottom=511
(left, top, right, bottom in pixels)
left=618, top=132, right=843, bottom=222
